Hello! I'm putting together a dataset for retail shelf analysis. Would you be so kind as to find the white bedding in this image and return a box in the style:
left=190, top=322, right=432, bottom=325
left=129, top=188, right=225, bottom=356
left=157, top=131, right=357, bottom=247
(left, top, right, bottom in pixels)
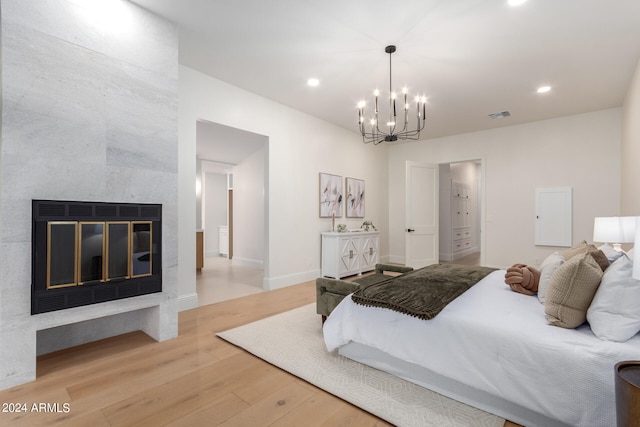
left=323, top=270, right=640, bottom=427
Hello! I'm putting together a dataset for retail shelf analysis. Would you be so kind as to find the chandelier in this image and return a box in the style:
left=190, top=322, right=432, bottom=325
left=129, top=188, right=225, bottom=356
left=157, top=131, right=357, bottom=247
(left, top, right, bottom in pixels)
left=358, top=45, right=426, bottom=145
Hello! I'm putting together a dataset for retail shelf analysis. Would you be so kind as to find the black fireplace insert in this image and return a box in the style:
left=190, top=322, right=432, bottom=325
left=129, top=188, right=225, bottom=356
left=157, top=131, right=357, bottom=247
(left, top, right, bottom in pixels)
left=32, top=200, right=162, bottom=314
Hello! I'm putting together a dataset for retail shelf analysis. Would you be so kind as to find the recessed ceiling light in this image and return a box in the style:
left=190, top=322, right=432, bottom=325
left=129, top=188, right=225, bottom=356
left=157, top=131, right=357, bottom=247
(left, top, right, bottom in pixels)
left=307, top=78, right=319, bottom=87
left=508, top=0, right=527, bottom=6
left=537, top=86, right=552, bottom=94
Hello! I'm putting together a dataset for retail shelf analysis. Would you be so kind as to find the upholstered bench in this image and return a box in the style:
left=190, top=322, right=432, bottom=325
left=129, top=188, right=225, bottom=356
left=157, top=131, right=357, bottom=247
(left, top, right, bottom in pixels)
left=316, top=263, right=414, bottom=322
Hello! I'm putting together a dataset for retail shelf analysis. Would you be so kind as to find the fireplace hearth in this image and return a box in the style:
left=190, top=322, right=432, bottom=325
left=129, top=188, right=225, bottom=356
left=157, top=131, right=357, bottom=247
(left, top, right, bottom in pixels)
left=32, top=200, right=162, bottom=314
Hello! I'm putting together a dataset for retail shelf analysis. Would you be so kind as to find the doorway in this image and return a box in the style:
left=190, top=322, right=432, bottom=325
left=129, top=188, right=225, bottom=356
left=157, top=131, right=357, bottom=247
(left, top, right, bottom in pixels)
left=438, top=160, right=482, bottom=265
left=195, top=120, right=268, bottom=305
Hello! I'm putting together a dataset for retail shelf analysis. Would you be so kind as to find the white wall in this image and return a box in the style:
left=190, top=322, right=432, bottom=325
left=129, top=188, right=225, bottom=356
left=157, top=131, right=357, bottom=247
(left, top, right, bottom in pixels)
left=195, top=158, right=202, bottom=228
left=388, top=108, right=622, bottom=269
left=232, top=146, right=266, bottom=268
left=450, top=162, right=478, bottom=187
left=439, top=165, right=452, bottom=256
left=622, top=58, right=640, bottom=215
left=178, top=66, right=389, bottom=308
left=204, top=172, right=228, bottom=257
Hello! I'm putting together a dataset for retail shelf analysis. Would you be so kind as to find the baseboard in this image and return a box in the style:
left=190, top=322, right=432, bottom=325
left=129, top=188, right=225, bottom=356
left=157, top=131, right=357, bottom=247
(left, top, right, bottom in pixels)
left=178, top=292, right=198, bottom=312
left=264, top=268, right=321, bottom=291
left=231, top=257, right=263, bottom=269
left=440, top=252, right=454, bottom=262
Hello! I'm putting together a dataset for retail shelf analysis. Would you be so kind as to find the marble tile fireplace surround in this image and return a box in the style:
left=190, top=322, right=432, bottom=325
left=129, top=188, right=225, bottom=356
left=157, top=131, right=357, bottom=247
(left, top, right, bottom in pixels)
left=0, top=0, right=180, bottom=391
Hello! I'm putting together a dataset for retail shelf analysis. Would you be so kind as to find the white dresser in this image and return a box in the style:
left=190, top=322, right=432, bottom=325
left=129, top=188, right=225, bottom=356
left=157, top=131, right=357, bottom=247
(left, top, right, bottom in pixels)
left=321, top=231, right=379, bottom=279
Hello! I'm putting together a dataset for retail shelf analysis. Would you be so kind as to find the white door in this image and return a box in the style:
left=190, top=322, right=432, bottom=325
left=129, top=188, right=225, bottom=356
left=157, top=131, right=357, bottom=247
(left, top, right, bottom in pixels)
left=405, top=161, right=439, bottom=268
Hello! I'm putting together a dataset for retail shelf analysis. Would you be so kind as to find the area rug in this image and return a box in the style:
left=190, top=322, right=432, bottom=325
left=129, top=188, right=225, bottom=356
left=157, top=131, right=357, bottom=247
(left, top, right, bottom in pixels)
left=217, top=304, right=504, bottom=427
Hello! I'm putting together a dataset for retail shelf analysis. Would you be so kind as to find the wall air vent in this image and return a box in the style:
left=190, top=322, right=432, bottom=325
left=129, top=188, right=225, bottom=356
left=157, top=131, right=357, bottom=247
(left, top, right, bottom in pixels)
left=488, top=111, right=511, bottom=119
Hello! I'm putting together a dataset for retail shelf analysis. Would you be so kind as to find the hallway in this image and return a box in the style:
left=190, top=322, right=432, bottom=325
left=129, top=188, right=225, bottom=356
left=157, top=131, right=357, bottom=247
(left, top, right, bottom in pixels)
left=196, top=256, right=265, bottom=306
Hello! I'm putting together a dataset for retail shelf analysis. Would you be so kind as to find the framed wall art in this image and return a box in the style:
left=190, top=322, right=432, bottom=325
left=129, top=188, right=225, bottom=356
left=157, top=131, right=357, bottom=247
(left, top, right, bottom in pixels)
left=346, top=177, right=365, bottom=218
left=319, top=173, right=343, bottom=218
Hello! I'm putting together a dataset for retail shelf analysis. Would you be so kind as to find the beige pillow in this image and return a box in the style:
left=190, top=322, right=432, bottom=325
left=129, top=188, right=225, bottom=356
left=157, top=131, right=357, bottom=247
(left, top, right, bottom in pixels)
left=545, top=252, right=603, bottom=328
left=588, top=249, right=610, bottom=272
left=561, top=240, right=589, bottom=260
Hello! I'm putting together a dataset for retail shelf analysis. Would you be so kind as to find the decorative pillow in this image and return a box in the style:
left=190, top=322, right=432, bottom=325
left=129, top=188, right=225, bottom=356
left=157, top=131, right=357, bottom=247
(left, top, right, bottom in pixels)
left=587, top=254, right=640, bottom=341
left=545, top=252, right=604, bottom=329
left=537, top=252, right=564, bottom=304
left=504, top=264, right=540, bottom=296
left=561, top=240, right=589, bottom=260
left=588, top=249, right=610, bottom=272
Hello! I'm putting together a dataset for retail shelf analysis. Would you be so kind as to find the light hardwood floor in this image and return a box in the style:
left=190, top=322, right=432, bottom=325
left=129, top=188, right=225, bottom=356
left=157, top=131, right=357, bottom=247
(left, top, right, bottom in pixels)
left=440, top=251, right=481, bottom=266
left=0, top=281, right=393, bottom=426
left=0, top=275, right=519, bottom=426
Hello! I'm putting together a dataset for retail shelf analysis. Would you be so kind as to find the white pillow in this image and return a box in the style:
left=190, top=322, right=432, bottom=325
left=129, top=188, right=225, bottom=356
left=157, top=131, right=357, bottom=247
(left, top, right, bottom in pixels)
left=537, top=252, right=564, bottom=304
left=597, top=243, right=624, bottom=264
left=587, top=254, right=640, bottom=341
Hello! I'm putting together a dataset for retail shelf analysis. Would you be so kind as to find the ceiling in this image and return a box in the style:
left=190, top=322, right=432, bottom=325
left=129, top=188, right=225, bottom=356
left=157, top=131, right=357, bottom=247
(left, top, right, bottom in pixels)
left=131, top=0, right=640, bottom=144
left=196, top=121, right=267, bottom=168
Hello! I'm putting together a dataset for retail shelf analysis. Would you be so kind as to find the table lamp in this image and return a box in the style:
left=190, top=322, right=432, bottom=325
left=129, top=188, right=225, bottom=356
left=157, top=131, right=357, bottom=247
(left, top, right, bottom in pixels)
left=593, top=216, right=636, bottom=252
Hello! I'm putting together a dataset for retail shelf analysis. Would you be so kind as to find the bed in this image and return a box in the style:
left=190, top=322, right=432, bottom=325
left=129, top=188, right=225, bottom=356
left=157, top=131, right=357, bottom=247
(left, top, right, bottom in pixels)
left=323, top=257, right=640, bottom=427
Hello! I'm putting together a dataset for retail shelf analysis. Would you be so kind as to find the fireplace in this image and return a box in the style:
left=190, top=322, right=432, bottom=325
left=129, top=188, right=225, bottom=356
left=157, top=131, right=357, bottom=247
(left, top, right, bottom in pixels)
left=32, top=200, right=162, bottom=314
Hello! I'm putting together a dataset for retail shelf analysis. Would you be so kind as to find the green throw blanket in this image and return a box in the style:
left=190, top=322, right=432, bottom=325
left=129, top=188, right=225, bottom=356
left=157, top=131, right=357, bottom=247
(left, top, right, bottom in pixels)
left=351, top=264, right=497, bottom=320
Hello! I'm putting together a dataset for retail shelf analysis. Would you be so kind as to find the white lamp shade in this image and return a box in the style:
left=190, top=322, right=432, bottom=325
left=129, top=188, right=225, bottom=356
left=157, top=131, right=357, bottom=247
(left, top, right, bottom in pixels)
left=593, top=216, right=636, bottom=244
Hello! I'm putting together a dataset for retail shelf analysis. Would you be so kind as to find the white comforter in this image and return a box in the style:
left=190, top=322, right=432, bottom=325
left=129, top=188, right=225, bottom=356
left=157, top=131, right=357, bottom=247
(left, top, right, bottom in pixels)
left=324, top=270, right=640, bottom=427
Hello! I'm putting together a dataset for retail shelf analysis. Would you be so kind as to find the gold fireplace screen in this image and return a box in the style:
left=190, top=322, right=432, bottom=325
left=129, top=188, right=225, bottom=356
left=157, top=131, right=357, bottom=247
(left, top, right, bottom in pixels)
left=47, top=221, right=152, bottom=289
